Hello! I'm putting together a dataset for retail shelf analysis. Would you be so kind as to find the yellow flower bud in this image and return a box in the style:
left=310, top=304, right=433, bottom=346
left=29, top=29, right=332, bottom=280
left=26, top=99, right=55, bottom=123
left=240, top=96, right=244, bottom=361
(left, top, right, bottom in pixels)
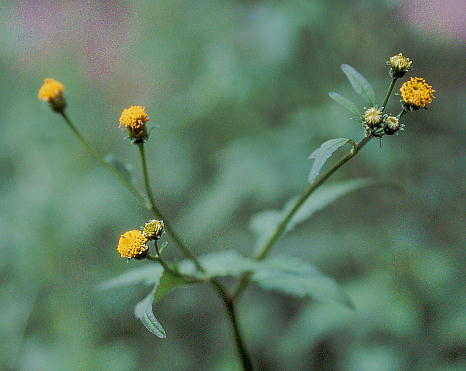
left=118, top=106, right=150, bottom=143
left=38, top=78, right=67, bottom=112
left=117, top=230, right=149, bottom=259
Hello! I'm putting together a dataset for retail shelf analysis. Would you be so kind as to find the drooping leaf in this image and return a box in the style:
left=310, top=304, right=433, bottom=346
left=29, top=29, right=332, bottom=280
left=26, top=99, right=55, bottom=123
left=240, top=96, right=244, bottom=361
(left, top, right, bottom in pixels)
left=179, top=250, right=260, bottom=279
left=134, top=288, right=166, bottom=338
left=97, top=265, right=163, bottom=290
left=341, top=64, right=376, bottom=106
left=104, top=154, right=133, bottom=181
left=328, top=92, right=361, bottom=117
left=252, top=255, right=354, bottom=308
left=308, top=138, right=351, bottom=184
left=153, top=270, right=188, bottom=302
left=287, top=178, right=374, bottom=233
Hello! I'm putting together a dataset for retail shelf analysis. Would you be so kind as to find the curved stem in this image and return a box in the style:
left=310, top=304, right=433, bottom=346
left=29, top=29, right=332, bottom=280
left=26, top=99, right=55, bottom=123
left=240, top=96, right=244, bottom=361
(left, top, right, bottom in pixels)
left=137, top=143, right=204, bottom=272
left=59, top=111, right=147, bottom=204
left=233, top=135, right=372, bottom=299
left=381, top=77, right=398, bottom=112
left=211, top=280, right=254, bottom=371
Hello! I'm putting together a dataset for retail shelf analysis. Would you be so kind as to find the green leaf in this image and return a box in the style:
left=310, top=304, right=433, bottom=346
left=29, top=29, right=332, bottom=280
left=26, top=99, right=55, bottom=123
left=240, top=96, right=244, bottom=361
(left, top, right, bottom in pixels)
left=250, top=210, right=283, bottom=248
left=341, top=64, right=375, bottom=106
left=287, top=178, right=374, bottom=233
left=328, top=92, right=360, bottom=116
left=250, top=179, right=374, bottom=251
left=252, top=255, right=354, bottom=308
left=308, top=138, right=351, bottom=184
left=153, top=270, right=188, bottom=302
left=104, top=154, right=133, bottom=181
left=134, top=288, right=166, bottom=338
left=97, top=265, right=163, bottom=290
left=179, top=250, right=259, bottom=279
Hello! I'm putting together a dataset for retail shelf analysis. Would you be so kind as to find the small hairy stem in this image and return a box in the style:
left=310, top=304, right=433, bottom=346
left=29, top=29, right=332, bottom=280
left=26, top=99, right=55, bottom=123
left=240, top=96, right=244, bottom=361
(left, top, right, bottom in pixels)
left=137, top=143, right=204, bottom=272
left=211, top=280, right=254, bottom=371
left=59, top=111, right=147, bottom=204
left=233, top=135, right=372, bottom=299
left=381, top=77, right=398, bottom=112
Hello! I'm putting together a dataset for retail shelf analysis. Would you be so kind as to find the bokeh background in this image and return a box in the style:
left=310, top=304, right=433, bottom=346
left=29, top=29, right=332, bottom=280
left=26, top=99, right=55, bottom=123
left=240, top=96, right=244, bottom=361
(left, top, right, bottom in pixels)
left=1, top=1, right=464, bottom=370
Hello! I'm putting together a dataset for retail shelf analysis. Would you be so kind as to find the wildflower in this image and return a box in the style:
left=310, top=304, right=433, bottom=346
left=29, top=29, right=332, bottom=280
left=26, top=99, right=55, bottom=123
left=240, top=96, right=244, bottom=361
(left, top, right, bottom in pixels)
left=38, top=78, right=66, bottom=112
left=388, top=53, right=412, bottom=78
left=363, top=107, right=383, bottom=127
left=143, top=219, right=164, bottom=240
left=400, top=77, right=435, bottom=110
left=118, top=105, right=150, bottom=143
left=117, top=230, right=149, bottom=259
left=384, top=116, right=401, bottom=135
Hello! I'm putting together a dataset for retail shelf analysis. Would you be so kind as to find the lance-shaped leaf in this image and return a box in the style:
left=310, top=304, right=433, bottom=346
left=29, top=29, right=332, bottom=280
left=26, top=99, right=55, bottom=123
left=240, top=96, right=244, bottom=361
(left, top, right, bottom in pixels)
left=97, top=265, right=163, bottom=290
left=308, top=138, right=351, bottom=184
left=252, top=255, right=354, bottom=308
left=134, top=288, right=166, bottom=338
left=250, top=178, right=374, bottom=251
left=328, top=92, right=361, bottom=117
left=179, top=250, right=260, bottom=279
left=341, top=64, right=375, bottom=106
left=287, top=178, right=374, bottom=233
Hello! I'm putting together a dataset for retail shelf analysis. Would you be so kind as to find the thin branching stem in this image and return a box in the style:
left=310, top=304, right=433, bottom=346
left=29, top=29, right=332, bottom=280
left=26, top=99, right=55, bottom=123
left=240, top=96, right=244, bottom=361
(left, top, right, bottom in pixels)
left=59, top=111, right=147, bottom=204
left=137, top=143, right=205, bottom=271
left=232, top=135, right=372, bottom=299
left=211, top=280, right=255, bottom=371
left=137, top=144, right=252, bottom=370
left=381, top=77, right=398, bottom=112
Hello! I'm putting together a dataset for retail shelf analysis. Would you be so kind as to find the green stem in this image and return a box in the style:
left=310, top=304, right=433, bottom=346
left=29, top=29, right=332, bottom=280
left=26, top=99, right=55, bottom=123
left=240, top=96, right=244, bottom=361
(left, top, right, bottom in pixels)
left=381, top=77, right=398, bottom=112
left=233, top=135, right=372, bottom=299
left=59, top=111, right=147, bottom=204
left=137, top=143, right=205, bottom=272
left=211, top=280, right=254, bottom=371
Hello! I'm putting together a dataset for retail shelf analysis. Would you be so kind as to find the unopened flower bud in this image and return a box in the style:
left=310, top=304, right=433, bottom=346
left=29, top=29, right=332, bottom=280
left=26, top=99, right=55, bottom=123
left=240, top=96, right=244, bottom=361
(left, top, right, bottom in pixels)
left=363, top=107, right=383, bottom=127
left=142, top=219, right=164, bottom=240
left=384, top=116, right=400, bottom=135
left=388, top=53, right=412, bottom=78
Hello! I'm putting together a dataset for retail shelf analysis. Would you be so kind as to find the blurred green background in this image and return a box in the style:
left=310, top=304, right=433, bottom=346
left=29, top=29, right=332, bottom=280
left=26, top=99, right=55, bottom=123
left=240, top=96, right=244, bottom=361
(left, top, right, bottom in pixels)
left=1, top=1, right=464, bottom=370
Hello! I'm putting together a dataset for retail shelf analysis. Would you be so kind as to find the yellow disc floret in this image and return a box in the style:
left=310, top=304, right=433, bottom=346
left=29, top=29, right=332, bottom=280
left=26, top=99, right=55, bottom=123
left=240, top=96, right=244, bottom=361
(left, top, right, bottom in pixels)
left=119, top=105, right=149, bottom=129
left=400, top=77, right=435, bottom=110
left=38, top=78, right=64, bottom=102
left=118, top=105, right=150, bottom=143
left=117, top=230, right=149, bottom=259
left=38, top=78, right=66, bottom=112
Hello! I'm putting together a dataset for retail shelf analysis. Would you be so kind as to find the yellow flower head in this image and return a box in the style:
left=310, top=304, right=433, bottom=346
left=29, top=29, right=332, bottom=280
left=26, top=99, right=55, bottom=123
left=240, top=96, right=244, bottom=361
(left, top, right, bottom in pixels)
left=38, top=78, right=66, bottom=112
left=117, top=230, right=149, bottom=259
left=118, top=105, right=150, bottom=143
left=400, top=77, right=435, bottom=110
left=142, top=219, right=164, bottom=241
left=389, top=53, right=412, bottom=77
left=363, top=107, right=383, bottom=127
